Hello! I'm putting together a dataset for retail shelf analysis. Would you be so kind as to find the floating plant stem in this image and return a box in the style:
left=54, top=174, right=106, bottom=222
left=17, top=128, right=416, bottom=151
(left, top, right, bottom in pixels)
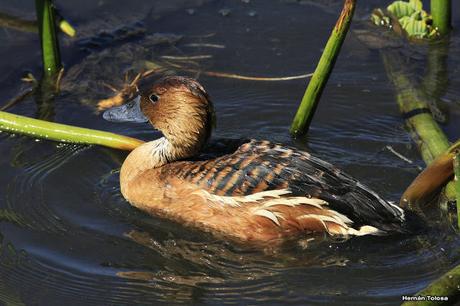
left=35, top=0, right=61, bottom=77
left=382, top=52, right=449, bottom=161
left=0, top=88, right=35, bottom=111
left=0, top=111, right=144, bottom=151
left=382, top=52, right=455, bottom=207
left=0, top=11, right=75, bottom=36
left=401, top=263, right=460, bottom=306
left=290, top=0, right=356, bottom=136
left=0, top=12, right=37, bottom=33
left=430, top=0, right=451, bottom=35
left=182, top=68, right=313, bottom=82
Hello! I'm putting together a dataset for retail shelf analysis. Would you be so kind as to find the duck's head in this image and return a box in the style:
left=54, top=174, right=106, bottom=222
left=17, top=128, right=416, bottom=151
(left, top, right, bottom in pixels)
left=104, top=76, right=215, bottom=155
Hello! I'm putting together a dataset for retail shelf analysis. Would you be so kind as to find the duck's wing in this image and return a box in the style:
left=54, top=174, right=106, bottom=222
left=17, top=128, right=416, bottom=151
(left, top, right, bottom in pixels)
left=161, top=139, right=405, bottom=232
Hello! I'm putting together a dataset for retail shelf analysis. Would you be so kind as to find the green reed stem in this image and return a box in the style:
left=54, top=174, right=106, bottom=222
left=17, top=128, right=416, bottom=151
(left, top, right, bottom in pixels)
left=290, top=0, right=356, bottom=136
left=401, top=263, right=460, bottom=306
left=0, top=111, right=144, bottom=151
left=430, top=0, right=452, bottom=35
left=35, top=0, right=61, bottom=77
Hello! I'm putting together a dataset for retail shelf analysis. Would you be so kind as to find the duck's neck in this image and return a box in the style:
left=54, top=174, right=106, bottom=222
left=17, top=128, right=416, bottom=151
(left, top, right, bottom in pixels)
left=120, top=136, right=199, bottom=187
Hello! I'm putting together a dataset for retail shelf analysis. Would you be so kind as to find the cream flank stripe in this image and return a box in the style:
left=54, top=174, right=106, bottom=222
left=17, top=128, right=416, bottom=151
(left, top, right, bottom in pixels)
left=193, top=188, right=382, bottom=236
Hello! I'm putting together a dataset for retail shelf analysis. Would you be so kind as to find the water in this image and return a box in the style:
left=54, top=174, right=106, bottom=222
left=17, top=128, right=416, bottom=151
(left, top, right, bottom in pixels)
left=0, top=0, right=459, bottom=305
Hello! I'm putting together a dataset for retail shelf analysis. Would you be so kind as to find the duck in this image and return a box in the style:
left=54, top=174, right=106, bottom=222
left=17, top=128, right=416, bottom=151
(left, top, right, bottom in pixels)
left=103, top=75, right=410, bottom=245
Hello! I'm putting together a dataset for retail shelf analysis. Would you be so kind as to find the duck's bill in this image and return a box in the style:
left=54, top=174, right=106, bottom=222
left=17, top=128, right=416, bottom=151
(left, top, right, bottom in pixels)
left=102, top=96, right=148, bottom=123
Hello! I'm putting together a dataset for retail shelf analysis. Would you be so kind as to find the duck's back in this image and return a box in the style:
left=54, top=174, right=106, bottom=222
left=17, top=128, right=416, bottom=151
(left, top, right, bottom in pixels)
left=156, top=139, right=406, bottom=236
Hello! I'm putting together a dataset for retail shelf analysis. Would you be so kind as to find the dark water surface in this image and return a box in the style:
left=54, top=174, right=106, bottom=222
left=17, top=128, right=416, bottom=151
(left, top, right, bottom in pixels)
left=0, top=0, right=460, bottom=305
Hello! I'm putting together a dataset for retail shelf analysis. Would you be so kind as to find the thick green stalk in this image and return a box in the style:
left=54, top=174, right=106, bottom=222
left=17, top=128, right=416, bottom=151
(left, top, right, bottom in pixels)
left=35, top=0, right=61, bottom=77
left=401, top=263, right=460, bottom=306
left=0, top=111, right=144, bottom=151
left=290, top=0, right=356, bottom=136
left=430, top=0, right=452, bottom=35
left=382, top=52, right=455, bottom=207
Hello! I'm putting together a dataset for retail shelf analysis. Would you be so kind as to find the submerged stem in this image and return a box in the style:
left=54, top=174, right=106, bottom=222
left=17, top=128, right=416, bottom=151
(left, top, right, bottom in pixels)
left=382, top=52, right=455, bottom=207
left=0, top=11, right=76, bottom=36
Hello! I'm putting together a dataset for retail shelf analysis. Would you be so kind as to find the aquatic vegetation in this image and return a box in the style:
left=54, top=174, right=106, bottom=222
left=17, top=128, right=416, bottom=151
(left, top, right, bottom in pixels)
left=35, top=0, right=62, bottom=77
left=382, top=52, right=456, bottom=208
left=368, top=1, right=455, bottom=211
left=401, top=263, right=460, bottom=306
left=0, top=10, right=75, bottom=36
left=371, top=0, right=438, bottom=39
left=290, top=0, right=356, bottom=136
left=0, top=111, right=144, bottom=150
left=0, top=12, right=37, bottom=33
left=374, top=1, right=459, bottom=299
left=0, top=88, right=35, bottom=112
left=430, top=0, right=452, bottom=35
left=97, top=70, right=150, bottom=111
left=57, top=18, right=75, bottom=37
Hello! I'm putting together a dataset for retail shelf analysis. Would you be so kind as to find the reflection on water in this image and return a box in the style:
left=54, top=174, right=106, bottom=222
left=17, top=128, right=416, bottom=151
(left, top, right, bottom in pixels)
left=0, top=0, right=459, bottom=305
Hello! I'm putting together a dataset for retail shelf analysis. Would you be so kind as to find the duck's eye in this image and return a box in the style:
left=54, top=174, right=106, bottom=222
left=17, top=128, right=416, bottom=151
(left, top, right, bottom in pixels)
left=149, top=94, right=159, bottom=103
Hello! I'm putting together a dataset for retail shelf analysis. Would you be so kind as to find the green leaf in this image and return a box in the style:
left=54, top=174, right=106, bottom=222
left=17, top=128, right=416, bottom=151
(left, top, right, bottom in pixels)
left=409, top=0, right=423, bottom=11
left=387, top=1, right=417, bottom=19
left=409, top=11, right=423, bottom=20
left=371, top=0, right=438, bottom=40
left=400, top=16, right=429, bottom=38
